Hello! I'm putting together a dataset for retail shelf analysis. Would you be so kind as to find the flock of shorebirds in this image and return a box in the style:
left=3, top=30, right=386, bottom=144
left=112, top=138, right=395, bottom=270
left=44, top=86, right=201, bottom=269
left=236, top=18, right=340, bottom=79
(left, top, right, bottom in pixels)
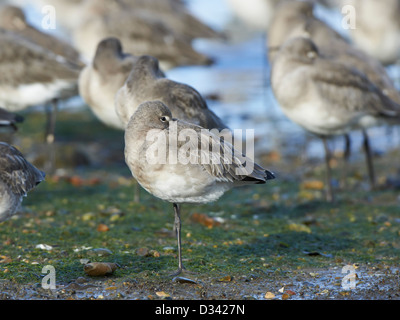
left=0, top=0, right=399, bottom=275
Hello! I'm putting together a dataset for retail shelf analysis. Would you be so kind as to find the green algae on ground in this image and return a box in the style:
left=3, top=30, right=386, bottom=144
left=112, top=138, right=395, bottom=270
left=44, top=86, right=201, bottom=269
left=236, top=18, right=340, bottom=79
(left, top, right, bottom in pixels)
left=1, top=109, right=400, bottom=299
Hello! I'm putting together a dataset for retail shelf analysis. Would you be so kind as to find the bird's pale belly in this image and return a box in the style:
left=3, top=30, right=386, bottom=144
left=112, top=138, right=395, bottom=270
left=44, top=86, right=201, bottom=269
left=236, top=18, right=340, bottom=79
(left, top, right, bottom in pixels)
left=283, top=102, right=354, bottom=136
left=140, top=164, right=230, bottom=204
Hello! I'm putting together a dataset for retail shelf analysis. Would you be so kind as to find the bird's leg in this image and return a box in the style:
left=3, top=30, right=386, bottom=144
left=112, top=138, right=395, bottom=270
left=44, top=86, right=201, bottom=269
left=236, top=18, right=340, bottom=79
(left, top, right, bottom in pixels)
left=169, top=203, right=195, bottom=277
left=170, top=203, right=184, bottom=276
left=44, top=98, right=58, bottom=174
left=362, top=129, right=376, bottom=190
left=322, top=137, right=334, bottom=202
left=341, top=134, right=351, bottom=189
left=45, top=98, right=58, bottom=145
left=343, top=133, right=351, bottom=163
left=133, top=180, right=141, bottom=203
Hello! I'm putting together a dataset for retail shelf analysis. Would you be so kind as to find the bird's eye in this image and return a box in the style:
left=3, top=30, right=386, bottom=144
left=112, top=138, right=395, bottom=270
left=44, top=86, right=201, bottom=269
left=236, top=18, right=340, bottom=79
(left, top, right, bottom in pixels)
left=160, top=116, right=169, bottom=122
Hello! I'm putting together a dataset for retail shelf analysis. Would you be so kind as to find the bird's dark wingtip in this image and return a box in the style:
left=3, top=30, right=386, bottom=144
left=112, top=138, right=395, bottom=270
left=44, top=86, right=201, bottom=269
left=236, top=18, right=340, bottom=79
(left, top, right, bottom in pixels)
left=265, top=170, right=275, bottom=181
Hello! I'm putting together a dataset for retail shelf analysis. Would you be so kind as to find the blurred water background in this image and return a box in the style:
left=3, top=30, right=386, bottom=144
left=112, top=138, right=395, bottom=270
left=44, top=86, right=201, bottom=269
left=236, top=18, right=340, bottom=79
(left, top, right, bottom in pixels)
left=15, top=0, right=400, bottom=161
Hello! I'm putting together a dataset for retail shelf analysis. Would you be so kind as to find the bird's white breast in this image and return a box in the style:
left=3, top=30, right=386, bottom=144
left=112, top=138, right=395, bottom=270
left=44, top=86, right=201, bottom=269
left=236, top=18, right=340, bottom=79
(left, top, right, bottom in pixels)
left=0, top=80, right=73, bottom=110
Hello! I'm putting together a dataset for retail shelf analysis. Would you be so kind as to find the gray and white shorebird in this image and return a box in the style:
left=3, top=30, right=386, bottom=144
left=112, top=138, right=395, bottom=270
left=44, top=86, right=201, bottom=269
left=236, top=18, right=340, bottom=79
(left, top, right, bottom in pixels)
left=271, top=37, right=400, bottom=201
left=27, top=0, right=223, bottom=43
left=0, top=5, right=84, bottom=67
left=0, top=28, right=81, bottom=129
left=0, top=28, right=82, bottom=171
left=0, top=142, right=45, bottom=223
left=124, top=100, right=275, bottom=275
left=0, top=5, right=84, bottom=143
left=73, top=0, right=214, bottom=70
left=115, top=55, right=228, bottom=131
left=122, top=0, right=223, bottom=42
left=267, top=0, right=400, bottom=105
left=79, top=38, right=142, bottom=130
left=79, top=38, right=165, bottom=202
left=268, top=0, right=400, bottom=191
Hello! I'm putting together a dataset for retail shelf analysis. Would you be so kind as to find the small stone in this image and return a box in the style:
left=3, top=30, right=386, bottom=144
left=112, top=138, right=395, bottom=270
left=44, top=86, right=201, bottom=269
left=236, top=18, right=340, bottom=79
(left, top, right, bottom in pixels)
left=135, top=247, right=150, bottom=256
left=35, top=244, right=53, bottom=250
left=172, top=277, right=198, bottom=284
left=282, top=293, right=291, bottom=300
left=75, top=277, right=87, bottom=284
left=97, top=224, right=109, bottom=232
left=264, top=292, right=275, bottom=299
left=156, top=291, right=171, bottom=299
left=0, top=256, right=12, bottom=264
left=84, top=262, right=118, bottom=276
left=149, top=250, right=160, bottom=258
left=81, top=212, right=96, bottom=221
left=218, top=275, right=233, bottom=282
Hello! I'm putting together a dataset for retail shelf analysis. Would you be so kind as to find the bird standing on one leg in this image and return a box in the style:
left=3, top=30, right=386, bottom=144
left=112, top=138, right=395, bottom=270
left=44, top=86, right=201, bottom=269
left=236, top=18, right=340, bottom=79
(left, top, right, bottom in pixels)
left=124, top=100, right=275, bottom=276
left=270, top=37, right=400, bottom=201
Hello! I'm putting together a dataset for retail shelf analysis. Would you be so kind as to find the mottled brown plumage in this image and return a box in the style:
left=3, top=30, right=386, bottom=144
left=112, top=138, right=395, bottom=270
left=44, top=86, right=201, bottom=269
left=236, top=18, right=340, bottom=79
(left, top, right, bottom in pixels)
left=0, top=142, right=45, bottom=222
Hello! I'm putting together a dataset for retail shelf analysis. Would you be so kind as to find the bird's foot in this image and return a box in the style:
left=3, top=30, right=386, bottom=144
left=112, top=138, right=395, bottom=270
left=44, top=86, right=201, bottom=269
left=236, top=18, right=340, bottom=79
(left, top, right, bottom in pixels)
left=169, top=266, right=196, bottom=277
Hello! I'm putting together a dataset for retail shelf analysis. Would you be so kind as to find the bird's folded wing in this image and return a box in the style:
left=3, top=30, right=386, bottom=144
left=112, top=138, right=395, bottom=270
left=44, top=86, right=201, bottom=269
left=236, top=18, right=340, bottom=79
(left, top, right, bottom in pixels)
left=174, top=122, right=272, bottom=183
left=0, top=144, right=45, bottom=196
left=311, top=60, right=400, bottom=118
left=0, top=29, right=79, bottom=86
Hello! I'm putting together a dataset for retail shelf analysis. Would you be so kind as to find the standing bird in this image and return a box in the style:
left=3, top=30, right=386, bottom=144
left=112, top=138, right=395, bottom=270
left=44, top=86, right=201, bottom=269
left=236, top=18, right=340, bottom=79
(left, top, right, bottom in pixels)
left=267, top=0, right=400, bottom=190
left=0, top=142, right=45, bottom=223
left=267, top=1, right=400, bottom=104
left=0, top=5, right=84, bottom=145
left=115, top=55, right=228, bottom=131
left=124, top=100, right=275, bottom=275
left=79, top=38, right=143, bottom=130
left=0, top=28, right=82, bottom=171
left=79, top=38, right=166, bottom=203
left=270, top=37, right=400, bottom=201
